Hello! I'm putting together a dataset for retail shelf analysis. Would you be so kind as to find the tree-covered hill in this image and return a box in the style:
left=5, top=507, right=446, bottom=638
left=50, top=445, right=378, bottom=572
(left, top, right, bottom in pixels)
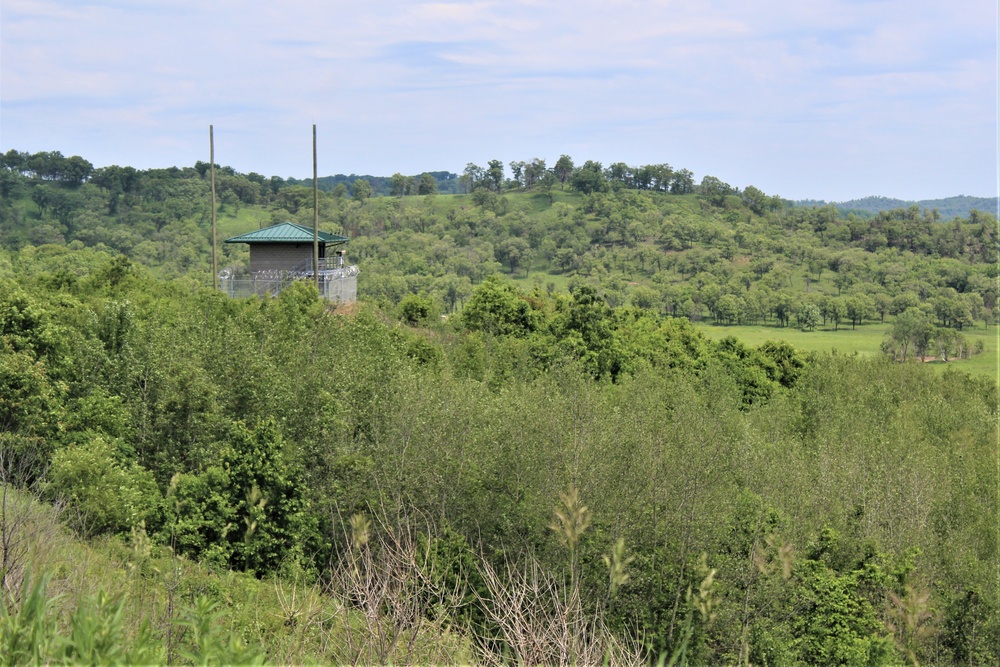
left=2, top=148, right=996, bottom=373
left=796, top=194, right=998, bottom=219
left=1, top=147, right=997, bottom=663
left=286, top=170, right=463, bottom=196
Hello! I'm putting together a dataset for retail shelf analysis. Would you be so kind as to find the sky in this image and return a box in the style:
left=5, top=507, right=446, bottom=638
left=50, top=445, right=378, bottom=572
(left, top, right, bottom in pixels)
left=1, top=0, right=996, bottom=202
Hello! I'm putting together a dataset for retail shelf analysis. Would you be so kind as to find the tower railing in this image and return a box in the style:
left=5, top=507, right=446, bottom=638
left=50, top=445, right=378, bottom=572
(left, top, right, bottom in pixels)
left=218, top=263, right=358, bottom=302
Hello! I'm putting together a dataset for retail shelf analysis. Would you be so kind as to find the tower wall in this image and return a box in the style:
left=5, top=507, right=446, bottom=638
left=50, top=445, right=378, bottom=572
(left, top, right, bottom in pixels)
left=248, top=243, right=322, bottom=272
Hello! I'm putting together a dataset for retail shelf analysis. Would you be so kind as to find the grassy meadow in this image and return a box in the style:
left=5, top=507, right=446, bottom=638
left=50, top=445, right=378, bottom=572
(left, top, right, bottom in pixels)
left=695, top=320, right=999, bottom=379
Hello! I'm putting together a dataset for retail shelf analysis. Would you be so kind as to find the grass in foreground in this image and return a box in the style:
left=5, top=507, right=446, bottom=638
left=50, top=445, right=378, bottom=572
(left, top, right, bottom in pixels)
left=0, top=490, right=472, bottom=665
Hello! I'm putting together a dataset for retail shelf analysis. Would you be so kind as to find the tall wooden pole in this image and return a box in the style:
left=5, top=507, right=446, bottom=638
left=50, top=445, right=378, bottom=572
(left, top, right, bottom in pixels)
left=313, top=124, right=320, bottom=292
left=210, top=125, right=218, bottom=290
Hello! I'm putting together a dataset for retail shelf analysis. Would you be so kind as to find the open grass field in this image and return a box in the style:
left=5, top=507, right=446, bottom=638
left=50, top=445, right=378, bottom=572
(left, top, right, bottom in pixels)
left=510, top=268, right=576, bottom=293
left=215, top=206, right=271, bottom=238
left=695, top=320, right=999, bottom=380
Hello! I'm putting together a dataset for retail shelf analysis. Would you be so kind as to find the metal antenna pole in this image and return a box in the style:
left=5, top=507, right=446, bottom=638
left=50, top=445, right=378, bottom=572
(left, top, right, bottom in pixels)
left=210, top=125, right=218, bottom=290
left=313, top=124, right=320, bottom=293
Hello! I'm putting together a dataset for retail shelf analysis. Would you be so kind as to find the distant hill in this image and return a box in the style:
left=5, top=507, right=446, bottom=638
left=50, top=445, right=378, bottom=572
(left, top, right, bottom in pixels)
left=286, top=171, right=462, bottom=195
left=795, top=195, right=998, bottom=219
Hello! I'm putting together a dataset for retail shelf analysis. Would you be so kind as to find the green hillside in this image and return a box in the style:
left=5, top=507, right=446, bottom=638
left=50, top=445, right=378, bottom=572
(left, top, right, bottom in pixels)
left=2, top=149, right=995, bottom=381
left=1, top=149, right=998, bottom=664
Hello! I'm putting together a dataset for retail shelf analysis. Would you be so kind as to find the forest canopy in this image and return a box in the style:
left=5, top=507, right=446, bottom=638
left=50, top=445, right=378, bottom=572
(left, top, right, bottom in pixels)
left=0, top=149, right=997, bottom=665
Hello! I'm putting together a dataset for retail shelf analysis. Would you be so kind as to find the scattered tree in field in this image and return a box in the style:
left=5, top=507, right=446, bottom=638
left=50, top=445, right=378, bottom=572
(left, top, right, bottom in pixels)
left=554, top=154, right=574, bottom=187
left=352, top=178, right=372, bottom=202
left=796, top=302, right=821, bottom=331
left=417, top=172, right=437, bottom=195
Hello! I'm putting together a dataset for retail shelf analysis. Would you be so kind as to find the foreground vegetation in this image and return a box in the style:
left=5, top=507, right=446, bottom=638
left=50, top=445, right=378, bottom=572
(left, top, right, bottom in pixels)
left=0, top=150, right=997, bottom=664
left=0, top=245, right=996, bottom=665
left=1, top=488, right=473, bottom=665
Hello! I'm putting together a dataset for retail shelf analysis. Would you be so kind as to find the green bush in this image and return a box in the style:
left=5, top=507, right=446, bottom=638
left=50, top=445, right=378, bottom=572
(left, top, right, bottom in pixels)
left=398, top=293, right=434, bottom=325
left=161, top=420, right=324, bottom=576
left=46, top=436, right=161, bottom=536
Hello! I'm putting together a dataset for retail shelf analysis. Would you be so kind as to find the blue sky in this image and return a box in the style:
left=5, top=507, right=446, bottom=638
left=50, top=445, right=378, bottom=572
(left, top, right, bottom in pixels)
left=1, top=0, right=996, bottom=201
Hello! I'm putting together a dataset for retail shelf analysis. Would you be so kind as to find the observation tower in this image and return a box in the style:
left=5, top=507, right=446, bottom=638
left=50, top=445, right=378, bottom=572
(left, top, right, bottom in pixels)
left=218, top=221, right=358, bottom=302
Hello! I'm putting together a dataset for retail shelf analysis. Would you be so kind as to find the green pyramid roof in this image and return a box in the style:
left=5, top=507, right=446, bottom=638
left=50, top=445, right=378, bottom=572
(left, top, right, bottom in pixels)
left=224, top=222, right=348, bottom=245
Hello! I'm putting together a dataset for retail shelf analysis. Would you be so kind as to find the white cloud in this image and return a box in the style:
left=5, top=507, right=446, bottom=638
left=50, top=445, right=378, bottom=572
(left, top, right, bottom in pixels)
left=1, top=0, right=994, bottom=199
